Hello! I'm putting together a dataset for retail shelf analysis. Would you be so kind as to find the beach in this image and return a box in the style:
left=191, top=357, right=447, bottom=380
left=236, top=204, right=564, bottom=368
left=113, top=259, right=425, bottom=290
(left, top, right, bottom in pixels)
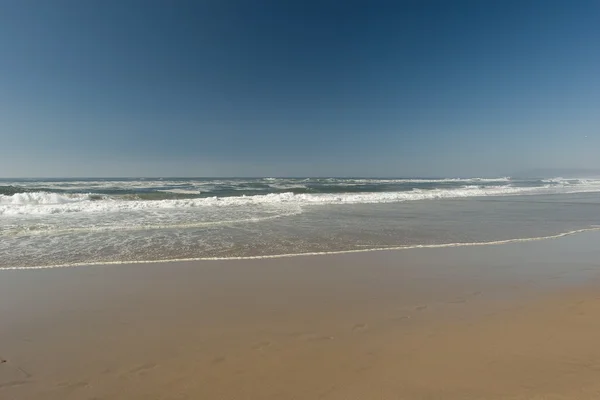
left=4, top=0, right=600, bottom=397
left=2, top=230, right=600, bottom=399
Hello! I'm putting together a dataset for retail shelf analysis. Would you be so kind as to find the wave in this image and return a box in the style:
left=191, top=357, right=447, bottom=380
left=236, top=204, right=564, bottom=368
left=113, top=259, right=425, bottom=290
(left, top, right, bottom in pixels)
left=541, top=177, right=599, bottom=185
left=3, top=226, right=599, bottom=271
left=157, top=189, right=202, bottom=195
left=2, top=181, right=600, bottom=215
left=0, top=177, right=512, bottom=191
left=0, top=192, right=92, bottom=206
left=318, top=177, right=512, bottom=184
left=7, top=176, right=596, bottom=201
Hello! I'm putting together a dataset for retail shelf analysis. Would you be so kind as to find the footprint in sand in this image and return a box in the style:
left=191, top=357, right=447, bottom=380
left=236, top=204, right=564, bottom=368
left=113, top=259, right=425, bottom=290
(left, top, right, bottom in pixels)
left=211, top=356, right=226, bottom=365
left=57, top=381, right=90, bottom=390
left=1, top=360, right=34, bottom=389
left=305, top=334, right=334, bottom=342
left=288, top=332, right=334, bottom=342
left=0, top=380, right=30, bottom=389
left=450, top=291, right=482, bottom=303
left=128, top=363, right=158, bottom=375
left=352, top=323, right=368, bottom=332
left=252, top=341, right=272, bottom=350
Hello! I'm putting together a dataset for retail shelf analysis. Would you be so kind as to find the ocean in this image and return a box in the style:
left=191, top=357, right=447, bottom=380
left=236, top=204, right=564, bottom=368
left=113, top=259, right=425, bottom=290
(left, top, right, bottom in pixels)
left=2, top=177, right=600, bottom=269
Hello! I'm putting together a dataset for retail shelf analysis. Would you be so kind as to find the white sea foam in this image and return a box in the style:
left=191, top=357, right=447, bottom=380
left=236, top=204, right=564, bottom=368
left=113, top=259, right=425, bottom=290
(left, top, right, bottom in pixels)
left=1, top=179, right=218, bottom=192
left=541, top=177, right=600, bottom=186
left=1, top=209, right=302, bottom=237
left=1, top=177, right=511, bottom=190
left=324, top=177, right=512, bottom=184
left=0, top=192, right=91, bottom=206
left=157, top=189, right=202, bottom=195
left=3, top=180, right=600, bottom=216
left=3, top=226, right=599, bottom=271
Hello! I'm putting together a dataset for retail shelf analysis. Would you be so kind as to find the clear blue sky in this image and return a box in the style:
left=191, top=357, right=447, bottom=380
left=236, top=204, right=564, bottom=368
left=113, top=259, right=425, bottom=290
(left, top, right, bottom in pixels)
left=1, top=0, right=598, bottom=177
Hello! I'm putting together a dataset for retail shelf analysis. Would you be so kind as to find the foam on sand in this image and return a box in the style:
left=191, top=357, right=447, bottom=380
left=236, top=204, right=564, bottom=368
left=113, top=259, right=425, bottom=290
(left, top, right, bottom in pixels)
left=3, top=226, right=599, bottom=271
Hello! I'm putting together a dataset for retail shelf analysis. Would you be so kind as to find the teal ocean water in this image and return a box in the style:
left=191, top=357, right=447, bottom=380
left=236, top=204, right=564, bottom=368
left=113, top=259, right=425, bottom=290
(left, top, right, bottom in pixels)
left=2, top=177, right=600, bottom=269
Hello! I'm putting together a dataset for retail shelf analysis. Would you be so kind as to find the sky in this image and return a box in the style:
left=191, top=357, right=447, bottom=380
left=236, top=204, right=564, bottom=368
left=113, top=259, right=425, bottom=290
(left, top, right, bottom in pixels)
left=0, top=0, right=599, bottom=178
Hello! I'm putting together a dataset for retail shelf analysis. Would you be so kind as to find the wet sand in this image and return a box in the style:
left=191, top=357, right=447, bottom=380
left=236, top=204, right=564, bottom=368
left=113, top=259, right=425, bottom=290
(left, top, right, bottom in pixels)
left=2, top=231, right=600, bottom=399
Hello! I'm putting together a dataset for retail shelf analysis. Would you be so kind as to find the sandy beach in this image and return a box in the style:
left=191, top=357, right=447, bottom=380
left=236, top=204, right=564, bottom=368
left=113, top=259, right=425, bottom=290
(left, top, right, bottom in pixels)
left=2, top=231, right=600, bottom=399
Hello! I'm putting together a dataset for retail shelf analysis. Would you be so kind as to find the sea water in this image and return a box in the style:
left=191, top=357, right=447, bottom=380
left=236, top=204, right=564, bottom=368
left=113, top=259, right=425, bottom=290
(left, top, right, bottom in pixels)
left=2, top=177, right=600, bottom=269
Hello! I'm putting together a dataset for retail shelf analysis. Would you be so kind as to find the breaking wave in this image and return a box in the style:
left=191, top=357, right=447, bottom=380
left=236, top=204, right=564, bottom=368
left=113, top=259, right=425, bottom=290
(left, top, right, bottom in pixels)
left=2, top=179, right=600, bottom=215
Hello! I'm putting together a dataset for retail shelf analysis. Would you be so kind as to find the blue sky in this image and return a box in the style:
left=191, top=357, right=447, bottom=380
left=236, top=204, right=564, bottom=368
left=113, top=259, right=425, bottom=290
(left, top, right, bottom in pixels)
left=0, top=0, right=598, bottom=177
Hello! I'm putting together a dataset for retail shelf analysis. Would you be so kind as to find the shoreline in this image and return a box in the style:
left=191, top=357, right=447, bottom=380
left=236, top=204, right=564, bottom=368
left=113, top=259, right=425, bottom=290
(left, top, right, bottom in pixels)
left=4, top=225, right=600, bottom=271
left=2, top=229, right=600, bottom=399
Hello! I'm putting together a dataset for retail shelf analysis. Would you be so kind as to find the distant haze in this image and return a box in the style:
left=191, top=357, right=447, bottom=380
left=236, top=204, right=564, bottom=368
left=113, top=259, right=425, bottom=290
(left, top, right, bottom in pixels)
left=1, top=1, right=599, bottom=178
left=511, top=168, right=600, bottom=179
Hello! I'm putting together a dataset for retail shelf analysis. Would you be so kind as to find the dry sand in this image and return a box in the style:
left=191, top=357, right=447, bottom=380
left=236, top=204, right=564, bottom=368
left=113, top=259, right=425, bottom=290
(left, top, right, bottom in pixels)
left=2, top=231, right=600, bottom=399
